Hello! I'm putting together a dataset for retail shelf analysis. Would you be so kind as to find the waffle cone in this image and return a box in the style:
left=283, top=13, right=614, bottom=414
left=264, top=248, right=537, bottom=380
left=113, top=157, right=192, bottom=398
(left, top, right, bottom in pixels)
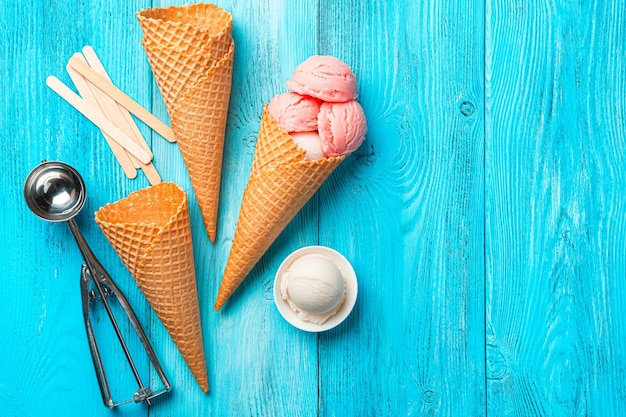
left=137, top=3, right=232, bottom=51
left=137, top=3, right=234, bottom=243
left=141, top=32, right=233, bottom=111
left=214, top=109, right=345, bottom=310
left=94, top=182, right=209, bottom=392
left=169, top=45, right=234, bottom=243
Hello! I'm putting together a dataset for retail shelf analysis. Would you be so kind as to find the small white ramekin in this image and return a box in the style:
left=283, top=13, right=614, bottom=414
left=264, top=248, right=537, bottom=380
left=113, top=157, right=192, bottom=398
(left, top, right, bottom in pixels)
left=273, top=246, right=358, bottom=332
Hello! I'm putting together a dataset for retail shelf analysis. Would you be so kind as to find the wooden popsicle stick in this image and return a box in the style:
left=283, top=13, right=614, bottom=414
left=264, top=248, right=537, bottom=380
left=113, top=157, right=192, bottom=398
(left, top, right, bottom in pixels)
left=133, top=153, right=162, bottom=185
left=71, top=52, right=150, bottom=174
left=81, top=47, right=161, bottom=185
left=81, top=47, right=147, bottom=167
left=67, top=56, right=176, bottom=143
left=66, top=58, right=137, bottom=179
left=46, top=75, right=153, bottom=164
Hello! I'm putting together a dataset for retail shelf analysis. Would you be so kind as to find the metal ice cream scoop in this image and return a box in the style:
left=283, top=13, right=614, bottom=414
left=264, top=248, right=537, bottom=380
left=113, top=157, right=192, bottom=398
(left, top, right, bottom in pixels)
left=23, top=160, right=171, bottom=408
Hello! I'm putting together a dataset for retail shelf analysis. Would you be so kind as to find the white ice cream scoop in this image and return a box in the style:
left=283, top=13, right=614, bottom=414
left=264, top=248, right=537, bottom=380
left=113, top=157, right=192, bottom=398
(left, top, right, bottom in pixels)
left=281, top=253, right=346, bottom=322
left=274, top=246, right=357, bottom=332
left=290, top=131, right=325, bottom=161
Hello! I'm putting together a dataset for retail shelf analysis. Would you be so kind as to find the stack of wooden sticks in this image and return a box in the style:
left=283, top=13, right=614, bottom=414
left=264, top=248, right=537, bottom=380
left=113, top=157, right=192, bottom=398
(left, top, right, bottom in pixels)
left=46, top=46, right=175, bottom=184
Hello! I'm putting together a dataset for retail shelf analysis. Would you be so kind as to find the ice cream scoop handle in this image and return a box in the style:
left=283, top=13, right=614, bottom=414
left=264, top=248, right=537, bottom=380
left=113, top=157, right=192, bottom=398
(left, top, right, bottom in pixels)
left=68, top=220, right=147, bottom=398
left=69, top=219, right=171, bottom=407
left=80, top=265, right=115, bottom=408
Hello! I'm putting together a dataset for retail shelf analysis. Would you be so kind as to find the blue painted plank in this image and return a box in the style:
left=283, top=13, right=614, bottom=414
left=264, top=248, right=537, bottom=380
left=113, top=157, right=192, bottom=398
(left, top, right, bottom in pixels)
left=316, top=1, right=486, bottom=415
left=147, top=0, right=321, bottom=415
left=485, top=0, right=626, bottom=415
left=0, top=0, right=154, bottom=415
left=3, top=0, right=625, bottom=415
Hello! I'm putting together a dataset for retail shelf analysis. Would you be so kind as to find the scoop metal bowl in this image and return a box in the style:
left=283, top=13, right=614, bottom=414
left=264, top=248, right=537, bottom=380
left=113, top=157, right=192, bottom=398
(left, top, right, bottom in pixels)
left=23, top=161, right=86, bottom=222
left=23, top=161, right=170, bottom=408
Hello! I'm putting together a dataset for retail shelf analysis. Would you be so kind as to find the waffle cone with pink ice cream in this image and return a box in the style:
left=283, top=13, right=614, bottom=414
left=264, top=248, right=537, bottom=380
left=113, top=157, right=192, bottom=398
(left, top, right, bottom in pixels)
left=215, top=55, right=367, bottom=310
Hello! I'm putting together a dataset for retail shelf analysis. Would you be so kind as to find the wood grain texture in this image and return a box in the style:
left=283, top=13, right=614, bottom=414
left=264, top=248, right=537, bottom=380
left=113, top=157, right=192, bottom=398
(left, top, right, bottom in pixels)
left=2, top=0, right=625, bottom=415
left=316, top=0, right=486, bottom=415
left=1, top=0, right=154, bottom=415
left=485, top=0, right=626, bottom=416
left=147, top=0, right=323, bottom=415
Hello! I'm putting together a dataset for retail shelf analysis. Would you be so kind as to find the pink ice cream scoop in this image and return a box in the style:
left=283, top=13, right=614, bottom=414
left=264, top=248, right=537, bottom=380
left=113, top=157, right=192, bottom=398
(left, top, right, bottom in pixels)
left=286, top=55, right=357, bottom=103
left=318, top=100, right=367, bottom=157
left=267, top=92, right=321, bottom=132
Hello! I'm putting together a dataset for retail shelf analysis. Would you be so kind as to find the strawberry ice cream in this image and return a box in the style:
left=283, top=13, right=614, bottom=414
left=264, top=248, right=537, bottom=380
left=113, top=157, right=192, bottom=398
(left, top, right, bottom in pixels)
left=317, top=100, right=367, bottom=157
left=286, top=55, right=357, bottom=103
left=267, top=92, right=321, bottom=132
left=214, top=55, right=367, bottom=310
left=269, top=56, right=367, bottom=160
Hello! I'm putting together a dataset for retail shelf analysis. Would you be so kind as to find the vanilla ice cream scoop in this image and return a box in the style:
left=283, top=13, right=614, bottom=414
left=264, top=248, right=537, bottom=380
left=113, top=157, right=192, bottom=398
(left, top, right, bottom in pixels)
left=280, top=253, right=346, bottom=324
left=290, top=131, right=325, bottom=161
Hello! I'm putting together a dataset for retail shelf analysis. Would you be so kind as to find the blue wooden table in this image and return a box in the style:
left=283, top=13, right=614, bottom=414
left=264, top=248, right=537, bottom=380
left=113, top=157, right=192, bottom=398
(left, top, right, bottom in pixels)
left=2, top=0, right=625, bottom=415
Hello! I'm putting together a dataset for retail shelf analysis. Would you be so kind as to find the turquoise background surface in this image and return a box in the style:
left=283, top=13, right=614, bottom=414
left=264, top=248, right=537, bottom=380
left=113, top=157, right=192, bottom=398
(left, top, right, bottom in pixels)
left=1, top=0, right=625, bottom=415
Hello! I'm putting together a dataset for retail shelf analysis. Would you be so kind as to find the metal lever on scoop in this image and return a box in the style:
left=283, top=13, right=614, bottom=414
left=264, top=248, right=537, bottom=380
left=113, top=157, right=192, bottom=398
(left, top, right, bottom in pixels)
left=79, top=261, right=171, bottom=407
left=23, top=161, right=171, bottom=408
left=78, top=249, right=171, bottom=407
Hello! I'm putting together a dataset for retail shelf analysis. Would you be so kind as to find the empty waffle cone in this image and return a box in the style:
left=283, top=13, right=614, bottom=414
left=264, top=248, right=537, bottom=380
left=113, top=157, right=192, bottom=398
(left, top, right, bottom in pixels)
left=94, top=182, right=209, bottom=393
left=214, top=108, right=345, bottom=310
left=169, top=45, right=234, bottom=244
left=137, top=3, right=232, bottom=51
left=137, top=3, right=233, bottom=110
left=137, top=3, right=234, bottom=243
left=141, top=32, right=233, bottom=111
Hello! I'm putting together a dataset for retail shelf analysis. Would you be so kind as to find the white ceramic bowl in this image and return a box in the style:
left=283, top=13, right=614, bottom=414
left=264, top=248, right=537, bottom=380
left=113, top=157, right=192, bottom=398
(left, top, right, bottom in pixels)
left=273, top=246, right=358, bottom=332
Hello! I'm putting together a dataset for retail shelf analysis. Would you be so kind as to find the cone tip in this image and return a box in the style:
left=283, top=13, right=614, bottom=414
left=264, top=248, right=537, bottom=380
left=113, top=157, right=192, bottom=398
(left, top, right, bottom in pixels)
left=200, top=381, right=209, bottom=393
